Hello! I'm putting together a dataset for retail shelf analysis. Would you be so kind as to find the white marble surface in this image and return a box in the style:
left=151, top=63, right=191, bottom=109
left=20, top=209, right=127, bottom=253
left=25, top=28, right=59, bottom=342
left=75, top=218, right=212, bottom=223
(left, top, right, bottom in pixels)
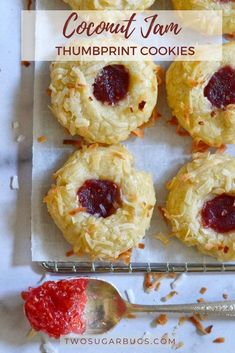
left=1, top=1, right=235, bottom=352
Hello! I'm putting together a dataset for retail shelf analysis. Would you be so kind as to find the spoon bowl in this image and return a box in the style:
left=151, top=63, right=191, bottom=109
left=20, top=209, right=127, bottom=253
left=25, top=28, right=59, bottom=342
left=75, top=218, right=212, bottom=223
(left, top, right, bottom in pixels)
left=85, top=279, right=127, bottom=334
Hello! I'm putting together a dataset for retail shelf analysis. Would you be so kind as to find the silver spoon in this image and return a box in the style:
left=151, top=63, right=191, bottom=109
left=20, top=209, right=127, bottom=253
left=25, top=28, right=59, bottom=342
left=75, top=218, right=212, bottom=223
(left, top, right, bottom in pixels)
left=85, top=278, right=235, bottom=334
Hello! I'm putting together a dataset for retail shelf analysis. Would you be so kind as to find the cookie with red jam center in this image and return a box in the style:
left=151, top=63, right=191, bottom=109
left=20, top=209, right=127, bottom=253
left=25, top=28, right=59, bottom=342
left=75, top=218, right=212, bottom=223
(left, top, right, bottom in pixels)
left=44, top=145, right=156, bottom=260
left=166, top=42, right=235, bottom=147
left=165, top=153, right=235, bottom=261
left=50, top=60, right=158, bottom=144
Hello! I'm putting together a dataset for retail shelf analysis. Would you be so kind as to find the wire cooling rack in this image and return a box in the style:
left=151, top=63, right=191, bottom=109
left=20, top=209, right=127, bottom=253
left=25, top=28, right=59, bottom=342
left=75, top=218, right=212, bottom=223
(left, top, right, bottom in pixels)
left=39, top=261, right=235, bottom=274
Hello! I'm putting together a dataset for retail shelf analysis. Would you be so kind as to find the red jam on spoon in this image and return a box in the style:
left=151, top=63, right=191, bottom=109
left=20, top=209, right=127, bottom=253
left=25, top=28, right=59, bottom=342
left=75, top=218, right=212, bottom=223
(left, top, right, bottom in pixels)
left=21, top=279, right=88, bottom=338
left=201, top=194, right=235, bottom=233
left=204, top=66, right=235, bottom=109
left=93, top=64, right=130, bottom=105
left=77, top=179, right=122, bottom=218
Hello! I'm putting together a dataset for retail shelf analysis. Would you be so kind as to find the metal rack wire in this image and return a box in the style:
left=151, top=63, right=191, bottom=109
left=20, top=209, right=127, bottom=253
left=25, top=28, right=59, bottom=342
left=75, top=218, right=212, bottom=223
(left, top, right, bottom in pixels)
left=40, top=261, right=235, bottom=274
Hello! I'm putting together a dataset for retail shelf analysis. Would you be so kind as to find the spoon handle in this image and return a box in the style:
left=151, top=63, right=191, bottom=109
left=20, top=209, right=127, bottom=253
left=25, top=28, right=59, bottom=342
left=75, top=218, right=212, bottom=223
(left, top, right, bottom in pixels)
left=127, top=300, right=235, bottom=317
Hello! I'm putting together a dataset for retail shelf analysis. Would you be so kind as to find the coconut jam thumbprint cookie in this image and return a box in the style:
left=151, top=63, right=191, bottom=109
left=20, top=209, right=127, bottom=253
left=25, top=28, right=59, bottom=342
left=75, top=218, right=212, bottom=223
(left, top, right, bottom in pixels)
left=44, top=145, right=156, bottom=260
left=50, top=61, right=158, bottom=144
left=165, top=153, right=235, bottom=261
left=62, top=0, right=155, bottom=10
left=171, top=0, right=235, bottom=35
left=166, top=42, right=235, bottom=147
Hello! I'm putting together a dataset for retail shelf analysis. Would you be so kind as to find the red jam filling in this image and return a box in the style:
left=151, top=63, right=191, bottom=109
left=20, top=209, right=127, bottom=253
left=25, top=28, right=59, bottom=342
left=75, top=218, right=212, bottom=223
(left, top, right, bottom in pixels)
left=21, top=279, right=88, bottom=338
left=77, top=179, right=122, bottom=218
left=201, top=194, right=235, bottom=233
left=93, top=64, right=130, bottom=105
left=204, top=66, right=235, bottom=109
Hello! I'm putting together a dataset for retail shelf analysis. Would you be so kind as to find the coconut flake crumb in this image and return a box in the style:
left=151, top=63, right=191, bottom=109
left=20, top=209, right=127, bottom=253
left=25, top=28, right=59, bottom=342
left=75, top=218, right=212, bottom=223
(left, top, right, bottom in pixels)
left=172, top=324, right=179, bottom=337
left=37, top=136, right=47, bottom=143
left=199, top=287, right=207, bottom=295
left=26, top=328, right=37, bottom=339
left=16, top=135, right=25, bottom=143
left=154, top=232, right=170, bottom=246
left=21, top=60, right=31, bottom=67
left=138, top=243, right=145, bottom=249
left=40, top=342, right=58, bottom=353
left=161, top=291, right=178, bottom=302
left=144, top=273, right=177, bottom=293
left=156, top=314, right=168, bottom=325
left=125, top=289, right=135, bottom=303
left=197, top=298, right=205, bottom=303
left=189, top=316, right=212, bottom=335
left=141, top=331, right=150, bottom=339
left=12, top=121, right=19, bottom=129
left=178, top=316, right=187, bottom=326
left=125, top=313, right=136, bottom=319
left=27, top=0, right=33, bottom=11
left=10, top=175, right=19, bottom=190
left=170, top=274, right=186, bottom=290
left=37, top=272, right=48, bottom=284
left=205, top=325, right=213, bottom=334
left=173, top=341, right=184, bottom=350
left=213, top=337, right=225, bottom=343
